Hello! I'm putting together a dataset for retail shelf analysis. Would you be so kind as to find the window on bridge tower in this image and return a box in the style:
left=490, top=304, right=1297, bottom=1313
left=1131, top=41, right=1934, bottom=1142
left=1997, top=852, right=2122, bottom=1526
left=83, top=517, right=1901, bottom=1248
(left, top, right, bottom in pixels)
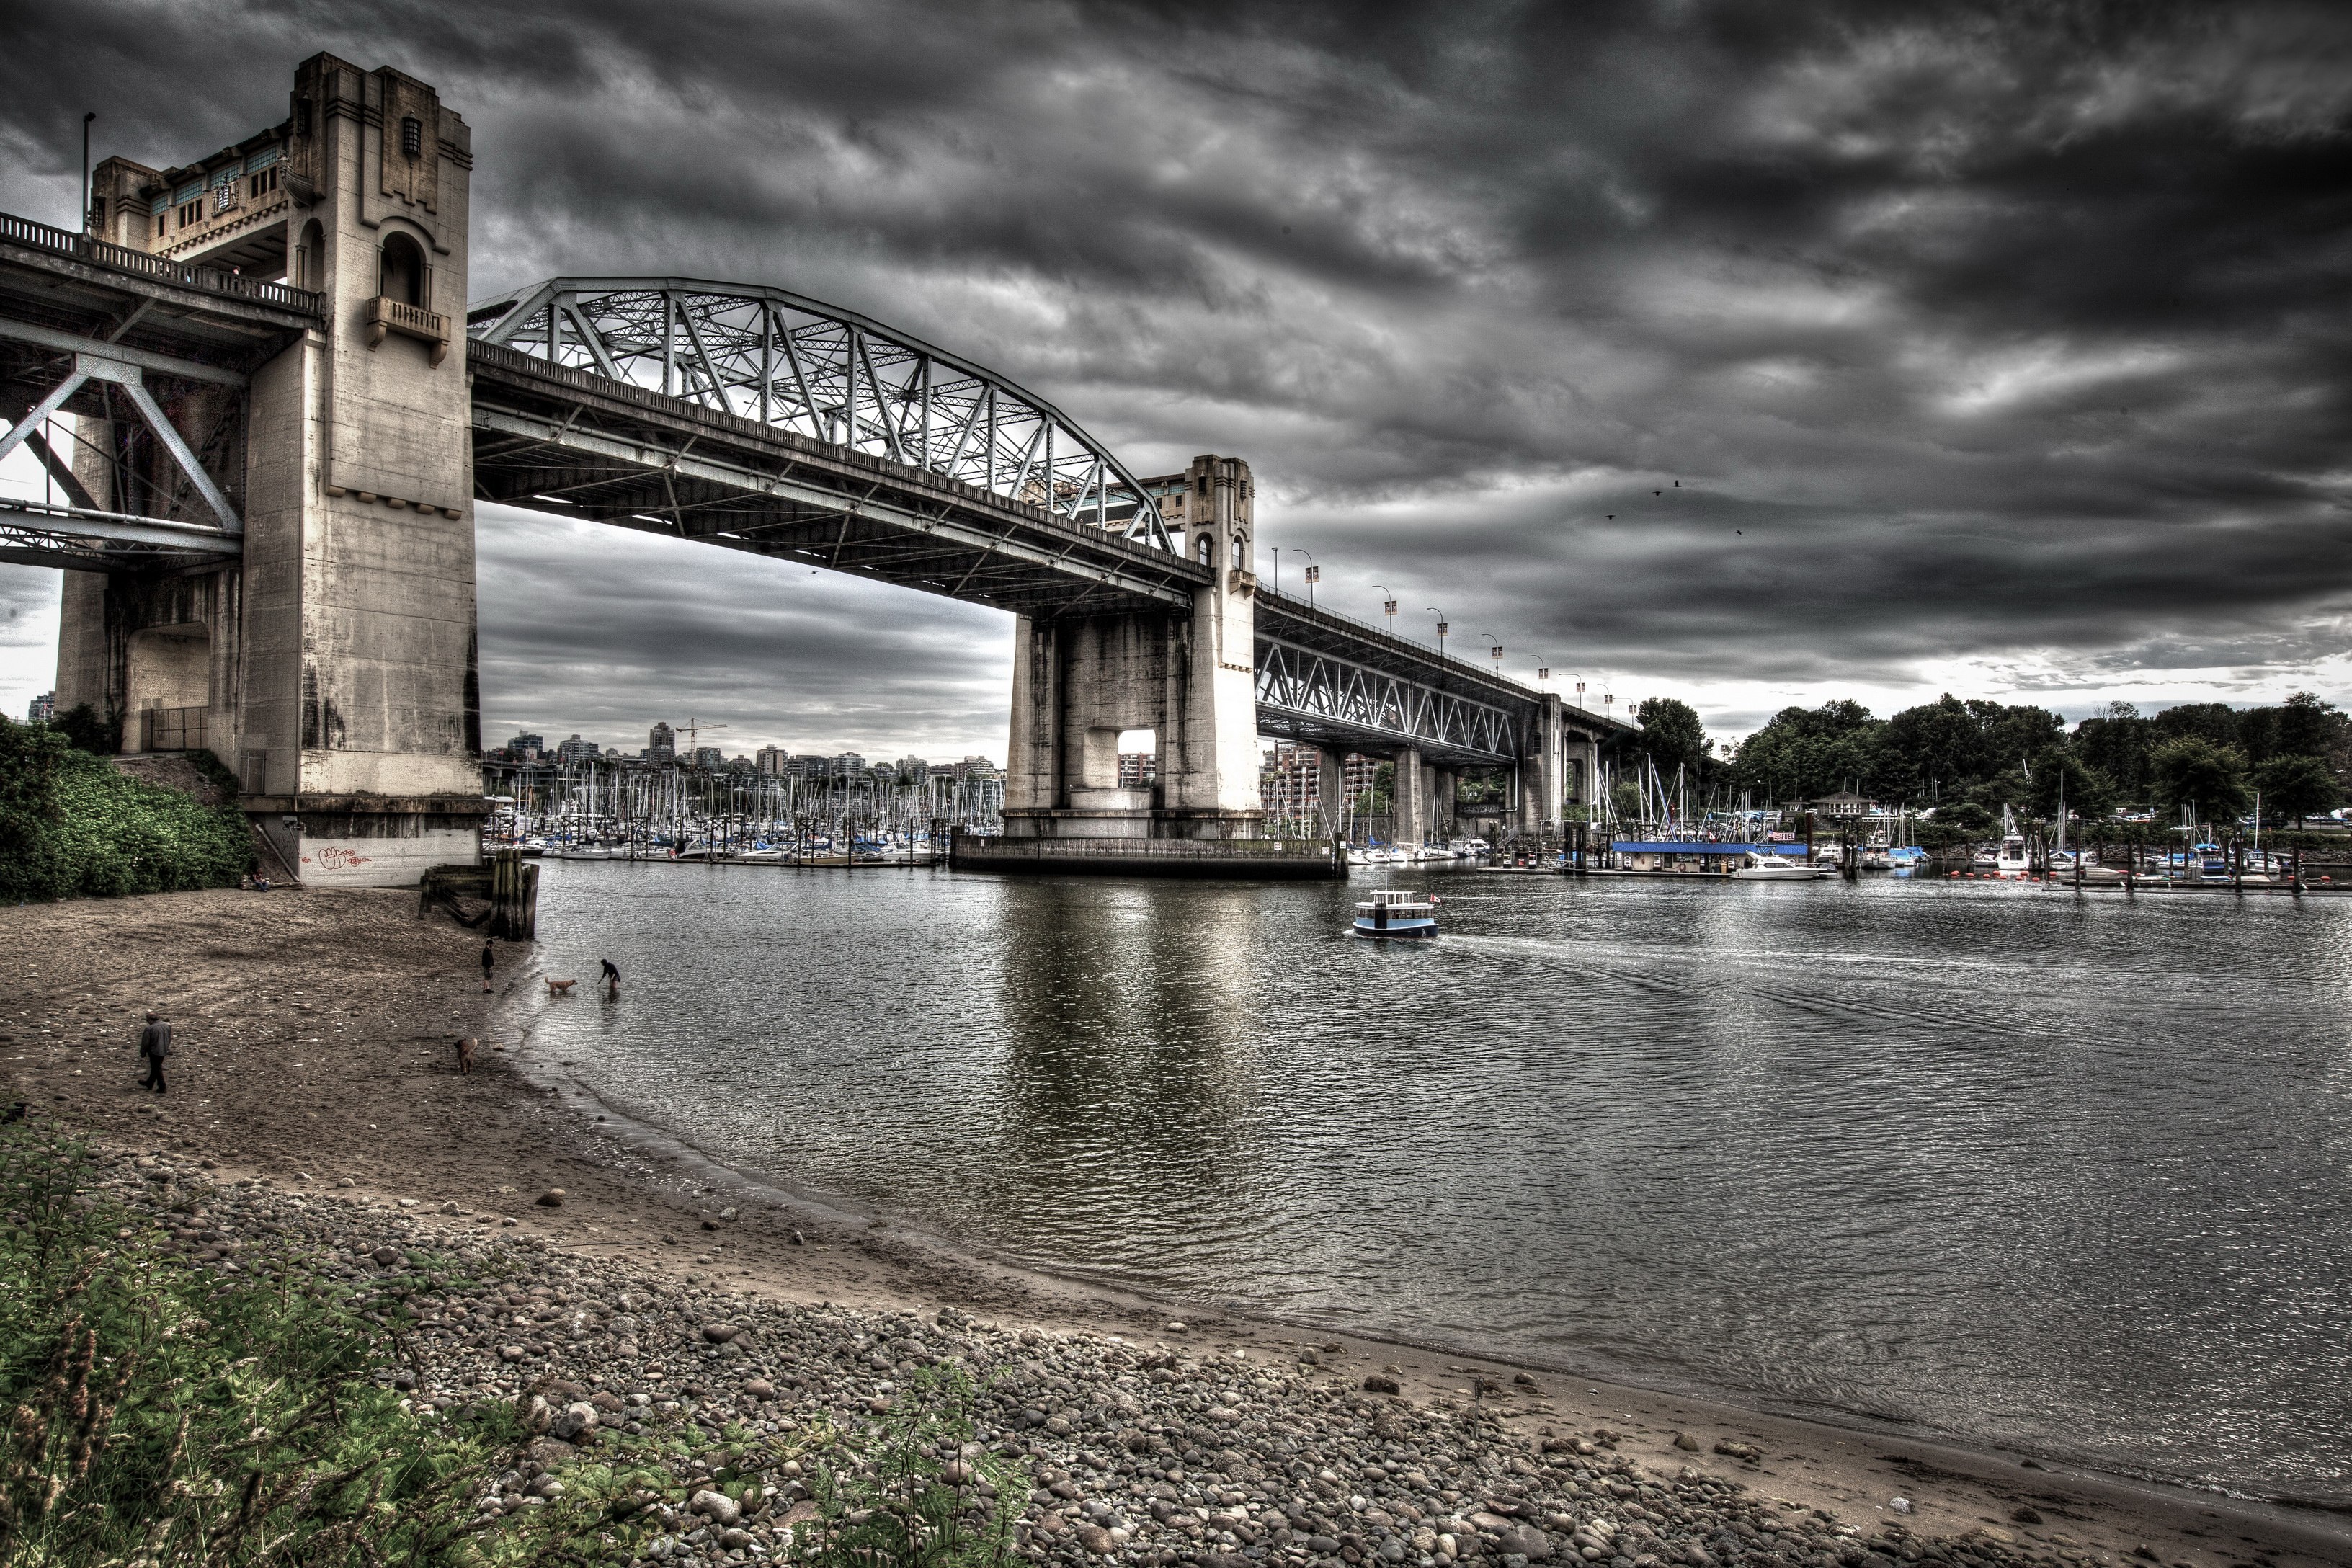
left=1195, top=533, right=1214, bottom=566
left=378, top=232, right=427, bottom=308
left=296, top=219, right=324, bottom=292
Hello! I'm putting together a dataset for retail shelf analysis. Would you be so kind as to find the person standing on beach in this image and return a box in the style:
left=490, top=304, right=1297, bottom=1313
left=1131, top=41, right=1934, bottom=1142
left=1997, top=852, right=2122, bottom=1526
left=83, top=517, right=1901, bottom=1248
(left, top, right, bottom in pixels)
left=600, top=958, right=620, bottom=996
left=481, top=937, right=495, bottom=993
left=137, top=1010, right=172, bottom=1094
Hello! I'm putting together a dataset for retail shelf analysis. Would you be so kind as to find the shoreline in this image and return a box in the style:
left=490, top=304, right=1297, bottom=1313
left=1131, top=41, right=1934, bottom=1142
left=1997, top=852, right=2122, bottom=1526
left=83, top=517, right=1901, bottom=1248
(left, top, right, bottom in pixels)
left=4, top=886, right=2342, bottom=1568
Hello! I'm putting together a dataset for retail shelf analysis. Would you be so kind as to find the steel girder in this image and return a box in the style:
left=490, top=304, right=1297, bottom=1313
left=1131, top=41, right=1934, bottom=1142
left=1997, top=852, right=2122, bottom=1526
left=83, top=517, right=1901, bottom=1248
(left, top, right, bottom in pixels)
left=466, top=278, right=1171, bottom=553
left=1254, top=636, right=1517, bottom=765
left=0, top=499, right=240, bottom=572
left=468, top=341, right=1200, bottom=618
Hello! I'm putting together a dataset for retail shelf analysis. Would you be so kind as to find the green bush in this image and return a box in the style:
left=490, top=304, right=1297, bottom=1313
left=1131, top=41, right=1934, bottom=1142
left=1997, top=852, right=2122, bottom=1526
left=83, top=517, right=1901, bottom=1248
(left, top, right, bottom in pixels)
left=0, top=718, right=250, bottom=901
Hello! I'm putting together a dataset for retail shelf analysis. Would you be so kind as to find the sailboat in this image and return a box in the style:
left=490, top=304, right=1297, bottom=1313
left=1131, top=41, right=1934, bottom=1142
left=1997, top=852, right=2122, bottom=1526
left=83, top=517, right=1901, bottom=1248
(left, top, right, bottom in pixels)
left=1994, top=804, right=2032, bottom=877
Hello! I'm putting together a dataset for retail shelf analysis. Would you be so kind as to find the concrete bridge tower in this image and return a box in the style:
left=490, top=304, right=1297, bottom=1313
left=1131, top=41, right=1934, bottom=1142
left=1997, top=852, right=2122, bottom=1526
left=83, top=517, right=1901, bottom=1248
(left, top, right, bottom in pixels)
left=55, top=54, right=480, bottom=882
left=1002, top=453, right=1267, bottom=850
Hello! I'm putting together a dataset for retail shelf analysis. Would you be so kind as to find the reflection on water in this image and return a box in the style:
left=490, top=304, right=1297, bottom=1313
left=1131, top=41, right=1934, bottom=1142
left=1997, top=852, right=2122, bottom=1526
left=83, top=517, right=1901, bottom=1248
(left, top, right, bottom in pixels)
left=525, top=862, right=2352, bottom=1502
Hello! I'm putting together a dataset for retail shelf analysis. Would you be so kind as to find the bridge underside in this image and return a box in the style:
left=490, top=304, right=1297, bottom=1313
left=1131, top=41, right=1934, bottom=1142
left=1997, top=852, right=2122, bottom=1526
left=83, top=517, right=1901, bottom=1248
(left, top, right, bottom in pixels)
left=0, top=218, right=314, bottom=574
left=470, top=342, right=1198, bottom=621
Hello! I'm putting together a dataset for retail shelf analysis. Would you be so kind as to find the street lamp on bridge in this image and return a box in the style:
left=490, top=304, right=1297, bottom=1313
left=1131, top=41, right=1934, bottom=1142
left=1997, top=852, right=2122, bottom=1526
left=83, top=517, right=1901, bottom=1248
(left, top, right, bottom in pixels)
left=1575, top=680, right=1586, bottom=709
left=1375, top=586, right=1397, bottom=636
left=1483, top=633, right=1505, bottom=674
left=1427, top=609, right=1448, bottom=657
left=1294, top=548, right=1318, bottom=609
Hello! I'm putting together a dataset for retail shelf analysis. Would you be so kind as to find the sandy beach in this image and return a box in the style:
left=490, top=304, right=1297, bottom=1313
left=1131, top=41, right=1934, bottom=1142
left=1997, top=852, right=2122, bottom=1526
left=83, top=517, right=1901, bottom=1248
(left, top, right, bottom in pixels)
left=1, top=886, right=2338, bottom=1568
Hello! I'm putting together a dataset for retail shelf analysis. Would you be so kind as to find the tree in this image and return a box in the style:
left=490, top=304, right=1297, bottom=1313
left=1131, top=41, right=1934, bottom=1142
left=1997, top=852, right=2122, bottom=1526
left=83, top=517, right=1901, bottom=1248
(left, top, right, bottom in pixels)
left=2148, top=737, right=2250, bottom=821
left=2151, top=702, right=2241, bottom=749
left=2274, top=692, right=2352, bottom=776
left=1938, top=801, right=1994, bottom=835
left=1879, top=695, right=1987, bottom=801
left=1728, top=700, right=1881, bottom=802
left=1633, top=696, right=1710, bottom=780
left=2252, top=753, right=2340, bottom=827
left=2071, top=707, right=2155, bottom=806
left=2026, top=751, right=2115, bottom=824
left=48, top=703, right=117, bottom=755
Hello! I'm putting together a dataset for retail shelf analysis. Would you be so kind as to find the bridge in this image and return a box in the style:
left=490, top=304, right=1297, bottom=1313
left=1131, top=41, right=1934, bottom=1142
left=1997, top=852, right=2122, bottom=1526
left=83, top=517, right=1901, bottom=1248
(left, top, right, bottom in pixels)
left=0, top=53, right=1629, bottom=884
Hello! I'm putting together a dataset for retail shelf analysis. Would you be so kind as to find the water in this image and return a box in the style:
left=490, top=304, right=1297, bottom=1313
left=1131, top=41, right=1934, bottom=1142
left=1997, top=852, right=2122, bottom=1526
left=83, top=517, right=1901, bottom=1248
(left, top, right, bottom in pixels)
left=522, top=862, right=2352, bottom=1502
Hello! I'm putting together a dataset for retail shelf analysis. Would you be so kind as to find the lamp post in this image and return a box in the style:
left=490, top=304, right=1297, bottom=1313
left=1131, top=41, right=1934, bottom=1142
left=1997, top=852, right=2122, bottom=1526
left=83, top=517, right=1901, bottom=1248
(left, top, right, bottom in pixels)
left=1602, top=691, right=1614, bottom=718
left=81, top=112, right=95, bottom=234
left=1483, top=633, right=1503, bottom=674
left=1536, top=662, right=1551, bottom=692
left=1428, top=609, right=1448, bottom=657
left=1374, top=585, right=1397, bottom=636
left=1295, top=548, right=1318, bottom=609
left=1575, top=680, right=1586, bottom=710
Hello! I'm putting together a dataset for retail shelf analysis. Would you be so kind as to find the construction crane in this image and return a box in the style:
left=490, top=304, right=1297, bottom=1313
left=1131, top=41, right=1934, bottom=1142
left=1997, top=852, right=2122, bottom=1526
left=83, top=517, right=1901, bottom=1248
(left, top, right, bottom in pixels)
left=680, top=717, right=731, bottom=757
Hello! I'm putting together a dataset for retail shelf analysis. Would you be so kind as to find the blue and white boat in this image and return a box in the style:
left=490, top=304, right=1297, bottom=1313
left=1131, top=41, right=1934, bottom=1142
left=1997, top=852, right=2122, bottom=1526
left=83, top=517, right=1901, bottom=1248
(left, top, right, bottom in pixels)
left=1353, top=887, right=1438, bottom=940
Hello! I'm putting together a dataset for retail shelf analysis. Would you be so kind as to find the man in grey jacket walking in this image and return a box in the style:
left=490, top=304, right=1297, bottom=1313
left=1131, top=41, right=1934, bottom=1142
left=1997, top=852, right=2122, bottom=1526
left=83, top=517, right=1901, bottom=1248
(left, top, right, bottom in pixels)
left=138, top=1011, right=172, bottom=1094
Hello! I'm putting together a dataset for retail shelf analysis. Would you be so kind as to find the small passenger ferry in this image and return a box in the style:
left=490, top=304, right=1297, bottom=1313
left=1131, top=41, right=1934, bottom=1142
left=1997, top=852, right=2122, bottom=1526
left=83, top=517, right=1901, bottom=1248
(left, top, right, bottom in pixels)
left=1353, top=887, right=1438, bottom=940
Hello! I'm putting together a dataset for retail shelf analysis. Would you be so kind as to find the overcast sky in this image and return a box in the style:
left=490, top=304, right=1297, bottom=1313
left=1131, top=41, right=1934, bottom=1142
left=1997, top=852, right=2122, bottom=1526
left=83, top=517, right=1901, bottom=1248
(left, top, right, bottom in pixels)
left=4, top=0, right=2349, bottom=760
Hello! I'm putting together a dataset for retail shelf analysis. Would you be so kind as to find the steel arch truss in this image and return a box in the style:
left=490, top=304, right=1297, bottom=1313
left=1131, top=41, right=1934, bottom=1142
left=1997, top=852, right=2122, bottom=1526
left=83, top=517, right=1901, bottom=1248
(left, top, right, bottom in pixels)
left=467, top=279, right=1170, bottom=551
left=1255, top=638, right=1516, bottom=764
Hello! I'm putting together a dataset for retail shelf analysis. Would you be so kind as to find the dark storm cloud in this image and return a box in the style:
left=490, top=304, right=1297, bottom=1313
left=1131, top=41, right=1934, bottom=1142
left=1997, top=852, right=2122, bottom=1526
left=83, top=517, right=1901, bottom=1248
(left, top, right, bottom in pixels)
left=4, top=0, right=2348, bottom=746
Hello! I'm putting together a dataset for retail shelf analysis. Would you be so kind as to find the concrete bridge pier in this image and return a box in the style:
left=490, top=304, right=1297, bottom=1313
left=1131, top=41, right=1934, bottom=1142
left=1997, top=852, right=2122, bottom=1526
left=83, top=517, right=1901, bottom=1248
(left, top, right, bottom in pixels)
left=1315, top=744, right=1347, bottom=836
left=986, top=454, right=1332, bottom=875
left=1518, top=693, right=1567, bottom=837
left=1393, top=744, right=1427, bottom=847
left=53, top=55, right=484, bottom=885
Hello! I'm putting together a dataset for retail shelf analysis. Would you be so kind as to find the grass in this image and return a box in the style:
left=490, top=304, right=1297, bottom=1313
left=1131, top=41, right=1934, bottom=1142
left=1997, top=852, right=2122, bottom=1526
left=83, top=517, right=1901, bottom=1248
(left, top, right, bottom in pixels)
left=0, top=1126, right=1032, bottom=1567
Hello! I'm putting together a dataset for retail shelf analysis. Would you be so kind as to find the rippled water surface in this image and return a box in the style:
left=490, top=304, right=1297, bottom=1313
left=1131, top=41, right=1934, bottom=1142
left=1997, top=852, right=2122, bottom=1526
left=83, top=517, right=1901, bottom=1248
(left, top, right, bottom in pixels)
left=523, top=862, right=2352, bottom=1501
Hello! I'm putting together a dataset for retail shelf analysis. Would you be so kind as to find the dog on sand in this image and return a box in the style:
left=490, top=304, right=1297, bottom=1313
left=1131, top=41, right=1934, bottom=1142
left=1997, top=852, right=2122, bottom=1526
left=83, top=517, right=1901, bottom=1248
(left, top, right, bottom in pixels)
left=546, top=978, right=579, bottom=996
left=454, top=1036, right=477, bottom=1074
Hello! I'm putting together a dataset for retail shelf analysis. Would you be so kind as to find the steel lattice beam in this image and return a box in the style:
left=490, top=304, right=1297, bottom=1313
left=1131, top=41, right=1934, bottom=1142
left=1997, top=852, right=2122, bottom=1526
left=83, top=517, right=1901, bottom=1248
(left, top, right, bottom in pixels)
left=467, top=278, right=1171, bottom=552
left=1252, top=636, right=1517, bottom=764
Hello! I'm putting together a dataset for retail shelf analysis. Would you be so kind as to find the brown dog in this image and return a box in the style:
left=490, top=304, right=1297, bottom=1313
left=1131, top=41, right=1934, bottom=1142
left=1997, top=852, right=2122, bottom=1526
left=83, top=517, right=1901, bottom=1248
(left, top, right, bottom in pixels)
left=454, top=1036, right=477, bottom=1074
left=546, top=978, right=579, bottom=996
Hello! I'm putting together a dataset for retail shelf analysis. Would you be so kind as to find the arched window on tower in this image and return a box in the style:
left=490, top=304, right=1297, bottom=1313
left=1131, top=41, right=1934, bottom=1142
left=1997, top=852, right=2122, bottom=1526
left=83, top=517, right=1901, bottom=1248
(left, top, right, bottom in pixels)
left=378, top=232, right=427, bottom=308
left=295, top=219, right=324, bottom=293
left=1195, top=532, right=1214, bottom=567
left=1230, top=535, right=1245, bottom=570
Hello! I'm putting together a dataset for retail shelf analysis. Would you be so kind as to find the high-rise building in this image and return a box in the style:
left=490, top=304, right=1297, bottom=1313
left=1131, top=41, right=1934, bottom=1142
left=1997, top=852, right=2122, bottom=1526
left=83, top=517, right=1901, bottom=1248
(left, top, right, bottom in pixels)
left=692, top=746, right=724, bottom=770
left=27, top=691, right=55, bottom=722
left=1117, top=752, right=1157, bottom=788
left=756, top=745, right=789, bottom=776
left=833, top=752, right=868, bottom=779
left=955, top=756, right=1002, bottom=780
left=647, top=721, right=676, bottom=765
left=1259, top=744, right=1379, bottom=815
left=507, top=731, right=545, bottom=760
left=554, top=734, right=598, bottom=765
left=897, top=754, right=930, bottom=783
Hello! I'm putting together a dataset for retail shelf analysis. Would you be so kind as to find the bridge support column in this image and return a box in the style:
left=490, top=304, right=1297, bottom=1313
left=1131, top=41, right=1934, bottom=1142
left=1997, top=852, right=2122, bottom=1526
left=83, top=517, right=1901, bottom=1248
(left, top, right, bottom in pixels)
left=1315, top=746, right=1347, bottom=837
left=1395, top=745, right=1427, bottom=847
left=55, top=56, right=484, bottom=886
left=1433, top=767, right=1458, bottom=844
left=988, top=455, right=1323, bottom=876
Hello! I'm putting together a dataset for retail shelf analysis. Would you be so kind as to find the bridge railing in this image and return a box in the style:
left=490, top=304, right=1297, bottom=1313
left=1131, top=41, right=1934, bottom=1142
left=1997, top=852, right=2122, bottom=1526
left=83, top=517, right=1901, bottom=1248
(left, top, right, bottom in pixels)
left=0, top=210, right=324, bottom=316
left=1257, top=582, right=1542, bottom=693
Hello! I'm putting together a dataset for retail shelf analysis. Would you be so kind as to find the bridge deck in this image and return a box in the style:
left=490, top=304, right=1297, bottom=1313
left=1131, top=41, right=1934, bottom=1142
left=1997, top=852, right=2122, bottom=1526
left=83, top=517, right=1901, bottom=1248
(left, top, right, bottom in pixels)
left=470, top=339, right=1206, bottom=620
